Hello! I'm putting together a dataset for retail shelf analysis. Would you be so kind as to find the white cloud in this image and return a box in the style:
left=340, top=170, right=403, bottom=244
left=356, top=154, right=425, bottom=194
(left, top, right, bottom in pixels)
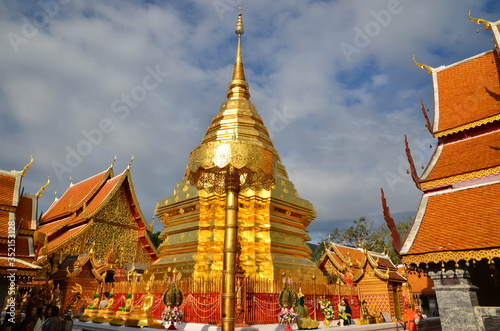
left=1, top=0, right=498, bottom=243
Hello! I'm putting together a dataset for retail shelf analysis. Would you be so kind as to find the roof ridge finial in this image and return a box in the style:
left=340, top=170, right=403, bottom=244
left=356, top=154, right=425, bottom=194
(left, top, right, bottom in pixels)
left=468, top=10, right=491, bottom=30
left=36, top=177, right=50, bottom=198
left=110, top=155, right=117, bottom=169
left=227, top=7, right=250, bottom=100
left=412, top=55, right=433, bottom=75
left=127, top=155, right=134, bottom=170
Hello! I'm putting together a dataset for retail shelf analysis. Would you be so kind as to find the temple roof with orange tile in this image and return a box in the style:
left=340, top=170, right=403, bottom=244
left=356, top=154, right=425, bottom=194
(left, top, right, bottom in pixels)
left=41, top=169, right=111, bottom=223
left=434, top=50, right=500, bottom=136
left=0, top=173, right=18, bottom=208
left=0, top=163, right=42, bottom=275
left=37, top=165, right=157, bottom=261
left=420, top=130, right=500, bottom=189
left=321, top=243, right=406, bottom=283
left=401, top=181, right=500, bottom=264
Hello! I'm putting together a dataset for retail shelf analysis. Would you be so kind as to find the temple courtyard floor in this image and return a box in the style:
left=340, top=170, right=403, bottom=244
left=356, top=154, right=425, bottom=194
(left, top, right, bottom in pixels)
left=73, top=317, right=441, bottom=331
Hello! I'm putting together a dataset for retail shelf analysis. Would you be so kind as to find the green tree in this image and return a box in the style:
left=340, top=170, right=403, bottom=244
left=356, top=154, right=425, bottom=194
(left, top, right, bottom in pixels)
left=148, top=230, right=162, bottom=249
left=312, top=217, right=413, bottom=265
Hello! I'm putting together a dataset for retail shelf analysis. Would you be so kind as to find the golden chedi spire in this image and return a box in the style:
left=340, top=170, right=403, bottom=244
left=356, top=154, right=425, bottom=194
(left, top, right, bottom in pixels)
left=152, top=9, right=321, bottom=286
left=227, top=10, right=250, bottom=100
left=185, top=9, right=279, bottom=194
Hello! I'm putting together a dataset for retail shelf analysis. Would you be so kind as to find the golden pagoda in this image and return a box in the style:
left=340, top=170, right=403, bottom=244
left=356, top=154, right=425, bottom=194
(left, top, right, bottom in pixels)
left=149, top=11, right=323, bottom=283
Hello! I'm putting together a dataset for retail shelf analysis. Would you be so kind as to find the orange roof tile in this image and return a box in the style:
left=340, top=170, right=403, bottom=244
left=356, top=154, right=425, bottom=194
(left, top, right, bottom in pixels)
left=0, top=257, right=41, bottom=271
left=16, top=195, right=35, bottom=231
left=37, top=217, right=68, bottom=234
left=406, top=182, right=500, bottom=255
left=422, top=130, right=500, bottom=184
left=436, top=51, right=500, bottom=133
left=47, top=224, right=87, bottom=252
left=85, top=174, right=123, bottom=215
left=0, top=211, right=13, bottom=237
left=41, top=170, right=111, bottom=222
left=0, top=174, right=18, bottom=207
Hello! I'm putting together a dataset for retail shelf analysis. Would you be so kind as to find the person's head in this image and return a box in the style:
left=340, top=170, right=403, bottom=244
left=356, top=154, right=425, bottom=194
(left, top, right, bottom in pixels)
left=406, top=303, right=412, bottom=309
left=43, top=304, right=51, bottom=318
left=103, top=292, right=110, bottom=298
left=342, top=298, right=350, bottom=308
left=49, top=305, right=59, bottom=317
left=31, top=306, right=41, bottom=318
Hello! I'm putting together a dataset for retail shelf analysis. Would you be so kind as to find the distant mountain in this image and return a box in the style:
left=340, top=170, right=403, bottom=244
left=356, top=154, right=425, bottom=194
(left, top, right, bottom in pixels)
left=307, top=242, right=318, bottom=254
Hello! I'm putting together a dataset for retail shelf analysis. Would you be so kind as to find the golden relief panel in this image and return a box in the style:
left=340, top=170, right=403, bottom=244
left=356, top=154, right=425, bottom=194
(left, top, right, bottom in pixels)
left=136, top=245, right=153, bottom=265
left=403, top=248, right=500, bottom=266
left=84, top=222, right=138, bottom=262
left=94, top=187, right=136, bottom=226
left=421, top=165, right=500, bottom=190
left=49, top=232, right=85, bottom=256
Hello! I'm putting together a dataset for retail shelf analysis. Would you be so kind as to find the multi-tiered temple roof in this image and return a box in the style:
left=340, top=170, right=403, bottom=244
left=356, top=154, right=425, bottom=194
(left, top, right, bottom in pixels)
left=398, top=16, right=500, bottom=268
left=37, top=161, right=156, bottom=265
left=0, top=157, right=45, bottom=280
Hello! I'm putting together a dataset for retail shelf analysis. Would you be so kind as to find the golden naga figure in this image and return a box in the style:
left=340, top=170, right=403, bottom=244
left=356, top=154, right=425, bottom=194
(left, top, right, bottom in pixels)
left=78, top=293, right=100, bottom=321
left=125, top=277, right=162, bottom=328
left=109, top=293, right=133, bottom=326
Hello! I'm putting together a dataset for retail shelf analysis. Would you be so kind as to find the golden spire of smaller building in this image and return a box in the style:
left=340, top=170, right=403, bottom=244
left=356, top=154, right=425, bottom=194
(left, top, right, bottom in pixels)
left=227, top=8, right=250, bottom=100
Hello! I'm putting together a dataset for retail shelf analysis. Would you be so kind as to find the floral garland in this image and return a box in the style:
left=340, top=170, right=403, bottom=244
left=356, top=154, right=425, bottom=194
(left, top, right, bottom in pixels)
left=161, top=306, right=184, bottom=324
left=319, top=296, right=335, bottom=321
left=278, top=307, right=299, bottom=325
left=337, top=304, right=348, bottom=320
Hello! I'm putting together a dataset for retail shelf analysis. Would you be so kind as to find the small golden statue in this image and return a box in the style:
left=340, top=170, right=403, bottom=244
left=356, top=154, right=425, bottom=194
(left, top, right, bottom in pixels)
left=125, top=276, right=162, bottom=328
left=109, top=293, right=133, bottom=326
left=93, top=292, right=115, bottom=323
left=357, top=300, right=377, bottom=325
left=78, top=293, right=100, bottom=321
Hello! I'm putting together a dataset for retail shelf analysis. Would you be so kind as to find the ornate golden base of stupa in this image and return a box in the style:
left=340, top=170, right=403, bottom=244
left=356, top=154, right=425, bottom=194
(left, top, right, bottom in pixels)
left=149, top=166, right=326, bottom=283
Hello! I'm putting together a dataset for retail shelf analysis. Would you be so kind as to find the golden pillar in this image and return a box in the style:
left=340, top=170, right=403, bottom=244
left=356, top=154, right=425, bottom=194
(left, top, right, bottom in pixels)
left=221, top=166, right=239, bottom=330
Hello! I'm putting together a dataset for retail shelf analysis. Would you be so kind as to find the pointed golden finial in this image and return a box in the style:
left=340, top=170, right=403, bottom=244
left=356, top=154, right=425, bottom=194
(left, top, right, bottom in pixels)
left=412, top=55, right=433, bottom=74
left=227, top=7, right=250, bottom=100
left=127, top=155, right=134, bottom=169
left=110, top=155, right=117, bottom=168
left=148, top=216, right=155, bottom=232
left=36, top=177, right=50, bottom=198
left=468, top=10, right=491, bottom=30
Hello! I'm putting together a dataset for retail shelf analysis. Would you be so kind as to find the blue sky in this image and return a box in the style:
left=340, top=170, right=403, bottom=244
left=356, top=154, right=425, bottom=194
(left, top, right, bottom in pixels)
left=1, top=0, right=499, bottom=242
